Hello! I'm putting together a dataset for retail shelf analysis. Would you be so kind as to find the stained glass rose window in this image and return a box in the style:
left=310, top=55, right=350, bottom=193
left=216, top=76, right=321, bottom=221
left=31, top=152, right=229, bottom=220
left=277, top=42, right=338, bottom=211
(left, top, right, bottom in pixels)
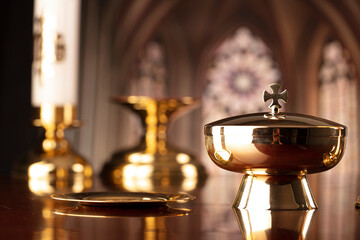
left=203, top=27, right=281, bottom=122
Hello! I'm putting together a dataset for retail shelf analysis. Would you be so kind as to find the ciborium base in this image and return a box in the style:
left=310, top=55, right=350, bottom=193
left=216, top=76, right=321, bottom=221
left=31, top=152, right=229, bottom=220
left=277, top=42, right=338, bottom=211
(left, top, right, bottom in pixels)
left=233, top=207, right=315, bottom=239
left=233, top=174, right=318, bottom=210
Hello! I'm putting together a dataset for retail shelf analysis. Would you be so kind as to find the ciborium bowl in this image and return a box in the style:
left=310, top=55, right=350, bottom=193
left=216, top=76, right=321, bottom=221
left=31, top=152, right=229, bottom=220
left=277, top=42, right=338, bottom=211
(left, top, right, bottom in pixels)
left=204, top=84, right=347, bottom=210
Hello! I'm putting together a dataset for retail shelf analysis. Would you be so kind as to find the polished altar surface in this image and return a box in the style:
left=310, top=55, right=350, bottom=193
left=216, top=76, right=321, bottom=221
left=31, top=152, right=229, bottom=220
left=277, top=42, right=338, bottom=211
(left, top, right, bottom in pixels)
left=1, top=172, right=360, bottom=240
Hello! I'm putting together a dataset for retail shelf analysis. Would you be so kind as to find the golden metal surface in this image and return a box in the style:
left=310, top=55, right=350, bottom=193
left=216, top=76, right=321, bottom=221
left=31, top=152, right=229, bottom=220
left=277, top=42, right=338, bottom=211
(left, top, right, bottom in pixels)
left=12, top=104, right=92, bottom=195
left=101, top=96, right=207, bottom=192
left=263, top=83, right=287, bottom=118
left=355, top=196, right=360, bottom=208
left=233, top=174, right=317, bottom=210
left=234, top=208, right=315, bottom=239
left=53, top=205, right=193, bottom=218
left=205, top=124, right=346, bottom=175
left=51, top=191, right=195, bottom=207
left=53, top=205, right=192, bottom=240
left=204, top=84, right=347, bottom=210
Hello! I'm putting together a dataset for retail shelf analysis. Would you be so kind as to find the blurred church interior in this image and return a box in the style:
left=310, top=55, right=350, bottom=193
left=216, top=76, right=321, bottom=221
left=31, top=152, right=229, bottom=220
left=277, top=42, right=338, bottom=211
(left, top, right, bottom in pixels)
left=1, top=0, right=359, bottom=192
left=1, top=1, right=360, bottom=238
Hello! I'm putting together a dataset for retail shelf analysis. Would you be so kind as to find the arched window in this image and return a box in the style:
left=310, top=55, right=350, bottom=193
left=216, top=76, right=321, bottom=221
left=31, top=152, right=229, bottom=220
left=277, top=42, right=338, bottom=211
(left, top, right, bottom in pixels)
left=130, top=41, right=167, bottom=97
left=202, top=27, right=281, bottom=174
left=318, top=40, right=359, bottom=238
left=318, top=41, right=359, bottom=173
left=202, top=27, right=281, bottom=124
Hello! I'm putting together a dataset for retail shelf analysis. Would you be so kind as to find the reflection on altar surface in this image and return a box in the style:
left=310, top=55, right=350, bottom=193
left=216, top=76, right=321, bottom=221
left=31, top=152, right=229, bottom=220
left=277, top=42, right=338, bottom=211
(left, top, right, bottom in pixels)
left=1, top=168, right=360, bottom=240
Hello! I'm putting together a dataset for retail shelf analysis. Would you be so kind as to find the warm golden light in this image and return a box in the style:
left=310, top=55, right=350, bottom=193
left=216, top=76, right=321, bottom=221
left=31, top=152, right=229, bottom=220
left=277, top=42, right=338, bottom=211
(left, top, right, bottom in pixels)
left=301, top=177, right=317, bottom=208
left=28, top=178, right=55, bottom=195
left=42, top=139, right=56, bottom=152
left=181, top=164, right=198, bottom=178
left=181, top=178, right=198, bottom=192
left=72, top=176, right=86, bottom=192
left=72, top=163, right=84, bottom=173
left=212, top=133, right=232, bottom=164
left=235, top=208, right=315, bottom=240
left=323, top=135, right=344, bottom=167
left=122, top=165, right=137, bottom=179
left=145, top=100, right=157, bottom=154
left=242, top=177, right=270, bottom=209
left=123, top=165, right=154, bottom=179
left=247, top=210, right=272, bottom=236
left=29, top=162, right=55, bottom=179
left=64, top=103, right=74, bottom=126
left=214, top=149, right=231, bottom=162
left=40, top=103, right=55, bottom=127
left=176, top=153, right=190, bottom=164
left=302, top=210, right=315, bottom=239
left=128, top=153, right=154, bottom=164
left=123, top=177, right=153, bottom=191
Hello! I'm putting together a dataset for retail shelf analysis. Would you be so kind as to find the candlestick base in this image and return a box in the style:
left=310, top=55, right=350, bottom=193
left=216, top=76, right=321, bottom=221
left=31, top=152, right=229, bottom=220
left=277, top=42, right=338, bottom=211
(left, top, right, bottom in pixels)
left=101, top=149, right=207, bottom=192
left=13, top=149, right=93, bottom=195
left=12, top=104, right=93, bottom=195
left=101, top=96, right=207, bottom=192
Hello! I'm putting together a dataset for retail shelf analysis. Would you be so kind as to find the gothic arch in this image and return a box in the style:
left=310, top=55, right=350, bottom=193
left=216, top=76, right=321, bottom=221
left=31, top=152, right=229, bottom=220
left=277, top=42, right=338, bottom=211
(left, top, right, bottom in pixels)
left=111, top=0, right=179, bottom=93
left=309, top=0, right=360, bottom=73
left=297, top=21, right=331, bottom=115
left=195, top=15, right=283, bottom=97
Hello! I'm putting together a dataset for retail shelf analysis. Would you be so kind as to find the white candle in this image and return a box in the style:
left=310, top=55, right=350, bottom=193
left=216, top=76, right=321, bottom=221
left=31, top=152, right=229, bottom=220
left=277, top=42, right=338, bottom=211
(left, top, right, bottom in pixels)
left=32, top=0, right=80, bottom=106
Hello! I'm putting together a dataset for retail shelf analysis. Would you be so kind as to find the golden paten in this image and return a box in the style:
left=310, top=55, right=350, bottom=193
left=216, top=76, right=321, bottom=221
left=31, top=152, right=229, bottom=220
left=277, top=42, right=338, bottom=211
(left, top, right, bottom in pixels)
left=204, top=83, right=347, bottom=210
left=51, top=191, right=195, bottom=207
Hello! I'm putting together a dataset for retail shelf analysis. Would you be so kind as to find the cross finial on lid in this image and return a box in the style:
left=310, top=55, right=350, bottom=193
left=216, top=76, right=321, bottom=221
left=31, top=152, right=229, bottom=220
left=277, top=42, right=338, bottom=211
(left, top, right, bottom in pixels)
left=263, top=83, right=287, bottom=115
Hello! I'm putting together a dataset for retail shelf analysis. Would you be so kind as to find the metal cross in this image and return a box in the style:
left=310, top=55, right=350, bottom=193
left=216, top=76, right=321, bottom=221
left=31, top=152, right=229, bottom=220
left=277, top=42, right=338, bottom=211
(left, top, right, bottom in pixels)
left=263, top=83, right=287, bottom=114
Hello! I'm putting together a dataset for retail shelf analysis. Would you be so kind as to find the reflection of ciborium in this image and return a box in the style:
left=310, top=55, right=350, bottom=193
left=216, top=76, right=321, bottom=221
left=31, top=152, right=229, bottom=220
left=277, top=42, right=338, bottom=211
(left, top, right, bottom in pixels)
left=101, top=96, right=207, bottom=191
left=204, top=84, right=347, bottom=210
left=234, top=208, right=315, bottom=239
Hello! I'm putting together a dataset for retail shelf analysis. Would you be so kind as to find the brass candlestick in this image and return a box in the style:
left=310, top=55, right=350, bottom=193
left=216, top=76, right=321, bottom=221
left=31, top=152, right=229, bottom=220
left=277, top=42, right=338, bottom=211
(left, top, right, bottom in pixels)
left=101, top=96, right=207, bottom=192
left=13, top=104, right=92, bottom=195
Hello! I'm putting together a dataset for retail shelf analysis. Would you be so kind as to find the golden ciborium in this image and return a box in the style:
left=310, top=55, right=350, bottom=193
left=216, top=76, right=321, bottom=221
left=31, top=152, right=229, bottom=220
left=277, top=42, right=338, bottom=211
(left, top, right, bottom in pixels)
left=204, top=83, right=346, bottom=210
left=101, top=96, right=207, bottom=192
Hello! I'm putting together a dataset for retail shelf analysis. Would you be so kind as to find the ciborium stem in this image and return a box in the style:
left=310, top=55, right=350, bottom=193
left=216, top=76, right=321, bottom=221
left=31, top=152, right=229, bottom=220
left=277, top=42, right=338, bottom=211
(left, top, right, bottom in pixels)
left=234, top=174, right=317, bottom=210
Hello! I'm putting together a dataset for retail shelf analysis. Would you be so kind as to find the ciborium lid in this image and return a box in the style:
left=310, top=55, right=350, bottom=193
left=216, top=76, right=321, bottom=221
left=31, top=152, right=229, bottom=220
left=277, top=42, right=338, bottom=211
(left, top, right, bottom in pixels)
left=204, top=83, right=347, bottom=138
left=204, top=83, right=347, bottom=175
